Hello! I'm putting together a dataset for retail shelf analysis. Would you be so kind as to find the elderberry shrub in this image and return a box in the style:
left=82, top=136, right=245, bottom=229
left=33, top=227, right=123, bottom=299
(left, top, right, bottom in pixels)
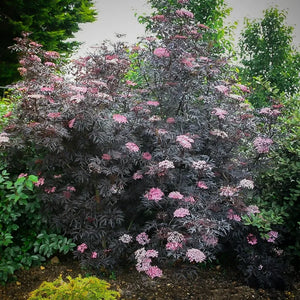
left=4, top=2, right=286, bottom=288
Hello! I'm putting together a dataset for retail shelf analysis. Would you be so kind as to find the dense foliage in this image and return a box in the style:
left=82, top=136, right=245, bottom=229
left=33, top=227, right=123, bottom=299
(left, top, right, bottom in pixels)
left=140, top=0, right=235, bottom=53
left=0, top=165, right=75, bottom=283
left=239, top=8, right=300, bottom=107
left=1, top=2, right=291, bottom=289
left=28, top=275, right=120, bottom=299
left=0, top=0, right=96, bottom=85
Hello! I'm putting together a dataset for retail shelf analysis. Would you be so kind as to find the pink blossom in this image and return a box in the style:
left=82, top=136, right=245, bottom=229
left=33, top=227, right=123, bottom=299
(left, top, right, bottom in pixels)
left=246, top=205, right=260, bottom=215
left=3, top=111, right=12, bottom=118
left=183, top=196, right=196, bottom=203
left=168, top=191, right=184, bottom=199
left=18, top=173, right=28, bottom=178
left=154, top=48, right=170, bottom=58
left=236, top=84, right=250, bottom=93
left=44, top=51, right=60, bottom=59
left=182, top=56, right=195, bottom=68
left=29, top=41, right=43, bottom=48
left=119, top=234, right=133, bottom=243
left=176, top=134, right=194, bottom=149
left=178, top=0, right=189, bottom=3
left=34, top=177, right=45, bottom=187
left=166, top=117, right=175, bottom=124
left=227, top=209, right=241, bottom=222
left=144, top=188, right=164, bottom=202
left=146, top=101, right=160, bottom=106
left=212, top=108, right=228, bottom=119
left=29, top=55, right=41, bottom=62
left=158, top=160, right=175, bottom=169
left=142, top=152, right=152, bottom=160
left=102, top=153, right=111, bottom=160
left=45, top=186, right=56, bottom=193
left=47, top=112, right=61, bottom=118
left=77, top=243, right=88, bottom=253
left=149, top=115, right=161, bottom=122
left=91, top=252, right=97, bottom=259
left=174, top=35, right=188, bottom=39
left=126, top=80, right=137, bottom=86
left=219, top=186, right=237, bottom=197
left=70, top=85, right=87, bottom=94
left=133, top=171, right=143, bottom=180
left=253, top=137, right=273, bottom=153
left=166, top=242, right=183, bottom=251
left=152, top=14, right=167, bottom=22
left=67, top=186, right=76, bottom=192
left=267, top=231, right=278, bottom=243
left=18, top=67, right=27, bottom=76
left=68, top=118, right=76, bottom=128
left=44, top=61, right=56, bottom=67
left=145, top=266, right=163, bottom=279
left=41, top=86, right=54, bottom=92
left=158, top=129, right=168, bottom=135
left=186, top=249, right=206, bottom=263
left=146, top=249, right=159, bottom=258
left=113, top=114, right=128, bottom=124
left=247, top=234, right=257, bottom=245
left=136, top=232, right=150, bottom=245
left=198, top=23, right=209, bottom=29
left=197, top=181, right=208, bottom=189
left=192, top=160, right=211, bottom=171
left=215, top=85, right=229, bottom=94
left=126, top=142, right=139, bottom=152
left=176, top=8, right=194, bottom=18
left=202, top=235, right=218, bottom=246
left=174, top=208, right=190, bottom=218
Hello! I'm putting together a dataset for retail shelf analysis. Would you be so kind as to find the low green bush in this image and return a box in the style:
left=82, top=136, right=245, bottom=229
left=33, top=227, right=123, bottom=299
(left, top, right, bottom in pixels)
left=0, top=165, right=76, bottom=284
left=28, top=275, right=120, bottom=300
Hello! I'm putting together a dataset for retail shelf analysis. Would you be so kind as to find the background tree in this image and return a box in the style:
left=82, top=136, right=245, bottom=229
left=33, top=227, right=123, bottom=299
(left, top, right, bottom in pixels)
left=0, top=0, right=96, bottom=86
left=239, top=7, right=300, bottom=107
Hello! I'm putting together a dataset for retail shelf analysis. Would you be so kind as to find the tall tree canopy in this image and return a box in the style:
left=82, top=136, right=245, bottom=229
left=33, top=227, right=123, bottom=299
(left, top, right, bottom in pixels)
left=239, top=7, right=300, bottom=107
left=0, top=0, right=97, bottom=85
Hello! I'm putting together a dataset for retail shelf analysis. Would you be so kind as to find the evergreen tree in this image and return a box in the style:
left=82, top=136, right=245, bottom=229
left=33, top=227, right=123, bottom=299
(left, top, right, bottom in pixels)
left=0, top=0, right=96, bottom=85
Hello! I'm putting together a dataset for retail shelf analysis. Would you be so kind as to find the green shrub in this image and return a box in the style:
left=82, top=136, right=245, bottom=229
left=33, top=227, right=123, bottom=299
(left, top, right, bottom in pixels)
left=28, top=275, right=120, bottom=300
left=0, top=165, right=75, bottom=284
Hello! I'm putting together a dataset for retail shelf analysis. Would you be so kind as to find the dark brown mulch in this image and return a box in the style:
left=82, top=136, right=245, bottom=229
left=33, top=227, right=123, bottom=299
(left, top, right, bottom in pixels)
left=0, top=256, right=299, bottom=300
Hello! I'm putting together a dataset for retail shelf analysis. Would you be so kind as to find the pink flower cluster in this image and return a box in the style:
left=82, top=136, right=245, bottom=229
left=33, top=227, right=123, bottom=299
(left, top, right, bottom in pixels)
left=146, top=101, right=160, bottom=106
left=215, top=85, right=229, bottom=94
left=247, top=233, right=257, bottom=245
left=246, top=205, right=260, bottom=215
left=176, top=8, right=194, bottom=18
left=174, top=208, right=190, bottom=218
left=176, top=134, right=194, bottom=149
left=142, top=152, right=152, bottom=160
left=136, top=232, right=150, bottom=245
left=77, top=243, right=88, bottom=253
left=253, top=137, right=273, bottom=153
left=267, top=231, right=278, bottom=243
left=197, top=181, right=208, bottom=189
left=34, top=177, right=45, bottom=187
left=158, top=160, right=175, bottom=169
left=135, top=248, right=162, bottom=279
left=259, top=107, right=281, bottom=117
left=227, top=209, right=241, bottom=222
left=168, top=191, right=184, bottom=199
left=45, top=186, right=56, bottom=193
left=235, top=84, right=250, bottom=93
left=192, top=160, right=211, bottom=171
left=212, top=108, right=228, bottom=119
left=113, top=114, right=128, bottom=123
left=202, top=234, right=218, bottom=247
left=102, top=153, right=111, bottom=160
left=126, top=142, right=139, bottom=152
left=154, top=48, right=170, bottom=58
left=186, top=248, right=206, bottom=263
left=91, top=252, right=97, bottom=259
left=144, top=188, right=164, bottom=202
left=219, top=186, right=237, bottom=197
left=48, top=112, right=61, bottom=118
left=151, top=14, right=167, bottom=22
left=133, top=171, right=143, bottom=180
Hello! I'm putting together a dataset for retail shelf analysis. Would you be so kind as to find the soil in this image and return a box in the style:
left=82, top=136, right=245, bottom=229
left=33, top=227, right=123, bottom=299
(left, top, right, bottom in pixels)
left=0, top=255, right=299, bottom=300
